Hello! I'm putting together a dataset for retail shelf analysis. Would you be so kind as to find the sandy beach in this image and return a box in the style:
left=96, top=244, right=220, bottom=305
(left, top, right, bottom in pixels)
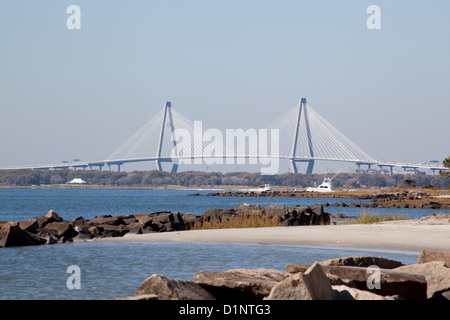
left=98, top=217, right=450, bottom=252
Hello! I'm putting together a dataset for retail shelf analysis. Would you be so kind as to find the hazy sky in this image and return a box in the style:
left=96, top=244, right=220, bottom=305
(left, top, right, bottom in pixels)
left=1, top=1, right=449, bottom=173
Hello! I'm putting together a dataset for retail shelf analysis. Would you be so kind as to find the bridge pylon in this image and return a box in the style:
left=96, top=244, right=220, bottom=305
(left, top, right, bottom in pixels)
left=155, top=101, right=179, bottom=172
left=290, top=98, right=315, bottom=174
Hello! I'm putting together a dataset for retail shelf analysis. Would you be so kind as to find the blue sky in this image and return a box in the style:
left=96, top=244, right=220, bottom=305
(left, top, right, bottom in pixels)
left=0, top=1, right=449, bottom=172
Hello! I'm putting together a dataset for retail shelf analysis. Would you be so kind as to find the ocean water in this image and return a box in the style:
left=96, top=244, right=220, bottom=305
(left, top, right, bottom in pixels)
left=0, top=241, right=419, bottom=300
left=0, top=188, right=444, bottom=222
left=0, top=188, right=446, bottom=300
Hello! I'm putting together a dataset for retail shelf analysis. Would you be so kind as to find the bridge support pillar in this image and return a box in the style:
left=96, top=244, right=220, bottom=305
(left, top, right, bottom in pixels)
left=290, top=160, right=315, bottom=174
left=155, top=160, right=162, bottom=171
left=378, top=165, right=394, bottom=175
left=290, top=160, right=298, bottom=174
left=306, top=160, right=315, bottom=174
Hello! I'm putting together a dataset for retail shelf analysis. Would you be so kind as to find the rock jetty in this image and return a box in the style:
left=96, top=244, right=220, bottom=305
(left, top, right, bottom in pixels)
left=0, top=204, right=330, bottom=248
left=191, top=190, right=450, bottom=209
left=118, top=250, right=450, bottom=300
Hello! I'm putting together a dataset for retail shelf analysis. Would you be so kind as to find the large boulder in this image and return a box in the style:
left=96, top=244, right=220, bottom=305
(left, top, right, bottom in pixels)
left=178, top=212, right=197, bottom=230
left=323, top=265, right=427, bottom=300
left=395, top=261, right=450, bottom=299
left=88, top=215, right=124, bottom=226
left=0, top=222, right=46, bottom=247
left=136, top=274, right=215, bottom=300
left=40, top=221, right=78, bottom=239
left=18, top=219, right=39, bottom=233
left=191, top=268, right=289, bottom=300
left=285, top=264, right=427, bottom=300
left=201, top=209, right=236, bottom=226
left=319, top=256, right=404, bottom=269
left=416, top=250, right=450, bottom=267
left=45, top=210, right=63, bottom=223
left=266, top=262, right=334, bottom=300
left=332, top=285, right=399, bottom=300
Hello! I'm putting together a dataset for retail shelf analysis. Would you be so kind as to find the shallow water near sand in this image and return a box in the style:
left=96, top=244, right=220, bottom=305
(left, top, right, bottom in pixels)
left=0, top=188, right=444, bottom=300
left=0, top=241, right=419, bottom=300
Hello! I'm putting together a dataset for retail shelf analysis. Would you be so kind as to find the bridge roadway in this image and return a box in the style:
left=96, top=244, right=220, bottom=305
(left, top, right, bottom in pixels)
left=1, top=156, right=448, bottom=174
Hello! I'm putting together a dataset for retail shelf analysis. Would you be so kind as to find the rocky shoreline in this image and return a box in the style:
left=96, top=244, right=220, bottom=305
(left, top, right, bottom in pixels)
left=115, top=249, right=450, bottom=300
left=0, top=204, right=331, bottom=248
left=190, top=190, right=450, bottom=209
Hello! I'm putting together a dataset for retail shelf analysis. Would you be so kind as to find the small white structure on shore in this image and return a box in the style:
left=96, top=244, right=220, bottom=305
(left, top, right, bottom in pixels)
left=67, top=178, right=86, bottom=185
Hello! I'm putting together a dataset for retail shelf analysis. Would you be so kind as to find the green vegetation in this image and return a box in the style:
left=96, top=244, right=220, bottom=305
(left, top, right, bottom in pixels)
left=439, top=156, right=450, bottom=188
left=0, top=169, right=449, bottom=188
left=443, top=156, right=450, bottom=169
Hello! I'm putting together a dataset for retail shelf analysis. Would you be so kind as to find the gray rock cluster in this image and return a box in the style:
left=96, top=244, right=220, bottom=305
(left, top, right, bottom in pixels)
left=0, top=205, right=330, bottom=248
left=120, top=250, right=450, bottom=300
left=0, top=209, right=197, bottom=247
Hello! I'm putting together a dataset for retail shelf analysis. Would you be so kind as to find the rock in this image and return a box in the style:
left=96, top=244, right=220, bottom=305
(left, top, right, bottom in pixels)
left=0, top=222, right=46, bottom=247
left=286, top=263, right=427, bottom=299
left=88, top=226, right=102, bottom=235
left=88, top=215, right=124, bottom=226
left=18, top=219, right=39, bottom=233
left=202, top=208, right=236, bottom=225
left=134, top=214, right=153, bottom=226
left=71, top=216, right=87, bottom=229
left=178, top=212, right=197, bottom=230
left=147, top=212, right=186, bottom=232
left=332, top=285, right=399, bottom=300
left=285, top=264, right=308, bottom=274
left=435, top=290, right=450, bottom=300
left=322, top=265, right=427, bottom=300
left=303, top=262, right=335, bottom=300
left=136, top=274, right=215, bottom=300
left=265, top=272, right=310, bottom=300
left=191, top=268, right=289, bottom=300
left=40, top=221, right=78, bottom=239
left=45, top=210, right=63, bottom=223
left=266, top=262, right=334, bottom=300
left=34, top=215, right=50, bottom=228
left=416, top=250, right=450, bottom=267
left=97, top=224, right=129, bottom=238
left=319, top=256, right=404, bottom=269
left=38, top=232, right=58, bottom=245
left=395, top=261, right=450, bottom=299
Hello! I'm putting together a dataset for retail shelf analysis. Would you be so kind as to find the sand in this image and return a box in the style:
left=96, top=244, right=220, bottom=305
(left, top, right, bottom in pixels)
left=97, top=218, right=450, bottom=252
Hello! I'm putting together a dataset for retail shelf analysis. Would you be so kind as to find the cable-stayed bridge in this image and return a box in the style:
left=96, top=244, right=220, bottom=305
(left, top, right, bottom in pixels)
left=2, top=99, right=448, bottom=175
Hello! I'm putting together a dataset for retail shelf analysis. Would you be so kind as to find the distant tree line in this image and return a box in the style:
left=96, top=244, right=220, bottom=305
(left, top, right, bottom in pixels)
left=0, top=169, right=449, bottom=189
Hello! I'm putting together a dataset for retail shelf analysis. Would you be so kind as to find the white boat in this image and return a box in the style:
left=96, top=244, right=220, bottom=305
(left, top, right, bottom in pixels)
left=258, top=184, right=272, bottom=192
left=239, top=184, right=272, bottom=192
left=306, top=178, right=333, bottom=192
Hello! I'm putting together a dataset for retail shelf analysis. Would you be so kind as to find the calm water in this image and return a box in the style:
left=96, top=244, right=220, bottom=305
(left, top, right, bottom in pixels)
left=0, top=188, right=445, bottom=221
left=0, top=188, right=447, bottom=300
